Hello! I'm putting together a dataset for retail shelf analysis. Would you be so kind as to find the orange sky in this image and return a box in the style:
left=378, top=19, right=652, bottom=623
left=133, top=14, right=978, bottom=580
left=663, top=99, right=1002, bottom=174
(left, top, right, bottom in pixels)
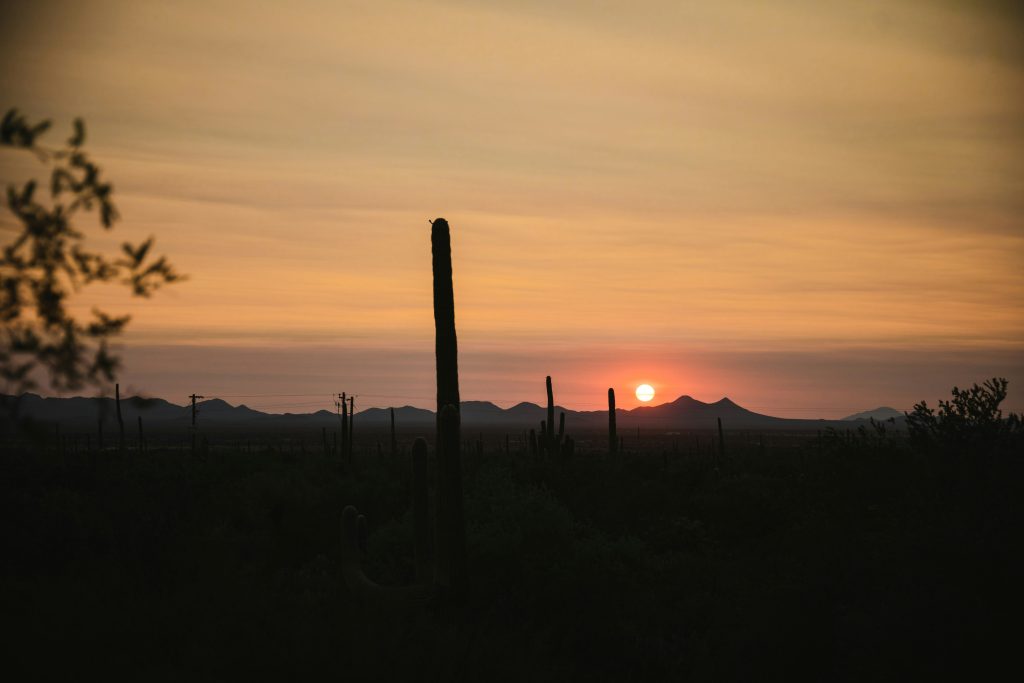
left=2, top=0, right=1023, bottom=416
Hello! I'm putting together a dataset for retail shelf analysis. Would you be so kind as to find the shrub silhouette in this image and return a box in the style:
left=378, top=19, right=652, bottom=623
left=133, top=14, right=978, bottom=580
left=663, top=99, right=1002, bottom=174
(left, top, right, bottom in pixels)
left=905, top=377, right=1021, bottom=453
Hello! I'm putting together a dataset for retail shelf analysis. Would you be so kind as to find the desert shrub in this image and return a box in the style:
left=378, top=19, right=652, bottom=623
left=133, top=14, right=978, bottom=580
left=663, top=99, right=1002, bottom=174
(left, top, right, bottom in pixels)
left=905, top=378, right=1022, bottom=455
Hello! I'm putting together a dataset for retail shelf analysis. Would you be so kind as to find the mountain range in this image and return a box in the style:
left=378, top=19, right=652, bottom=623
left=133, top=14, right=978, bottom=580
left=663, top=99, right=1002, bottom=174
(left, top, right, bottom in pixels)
left=3, top=393, right=904, bottom=432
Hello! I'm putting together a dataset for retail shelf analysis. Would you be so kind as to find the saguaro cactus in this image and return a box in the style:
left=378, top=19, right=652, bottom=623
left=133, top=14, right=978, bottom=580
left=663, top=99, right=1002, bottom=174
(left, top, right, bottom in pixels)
left=137, top=416, right=145, bottom=455
left=341, top=217, right=469, bottom=608
left=608, top=388, right=618, bottom=454
left=115, top=383, right=125, bottom=454
left=431, top=218, right=468, bottom=604
left=342, top=438, right=432, bottom=606
left=546, top=376, right=555, bottom=445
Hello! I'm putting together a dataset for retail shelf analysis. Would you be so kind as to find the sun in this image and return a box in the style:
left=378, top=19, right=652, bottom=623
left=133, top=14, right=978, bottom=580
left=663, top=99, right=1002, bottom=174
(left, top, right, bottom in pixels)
left=635, top=384, right=655, bottom=402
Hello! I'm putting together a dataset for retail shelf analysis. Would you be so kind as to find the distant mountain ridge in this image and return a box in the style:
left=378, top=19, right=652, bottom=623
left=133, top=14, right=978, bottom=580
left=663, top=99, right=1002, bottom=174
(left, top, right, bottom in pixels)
left=4, top=392, right=901, bottom=432
left=841, top=407, right=904, bottom=422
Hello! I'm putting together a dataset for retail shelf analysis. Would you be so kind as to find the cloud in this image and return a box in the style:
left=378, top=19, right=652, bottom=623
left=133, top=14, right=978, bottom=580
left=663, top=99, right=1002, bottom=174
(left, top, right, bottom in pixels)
left=2, top=0, right=1021, bottom=412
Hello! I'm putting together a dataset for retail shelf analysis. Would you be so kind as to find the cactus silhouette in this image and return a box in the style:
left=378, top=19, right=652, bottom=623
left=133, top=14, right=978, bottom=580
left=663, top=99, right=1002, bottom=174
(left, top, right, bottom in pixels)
left=115, top=383, right=125, bottom=454
left=341, top=217, right=469, bottom=608
left=137, top=415, right=145, bottom=455
left=608, top=388, right=618, bottom=454
left=390, top=406, right=397, bottom=458
left=546, top=375, right=555, bottom=446
left=540, top=377, right=568, bottom=455
left=341, top=439, right=432, bottom=606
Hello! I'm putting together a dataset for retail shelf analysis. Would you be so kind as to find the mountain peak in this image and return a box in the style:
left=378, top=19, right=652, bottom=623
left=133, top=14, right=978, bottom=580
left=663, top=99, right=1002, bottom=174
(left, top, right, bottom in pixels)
left=842, top=406, right=903, bottom=421
left=671, top=395, right=707, bottom=407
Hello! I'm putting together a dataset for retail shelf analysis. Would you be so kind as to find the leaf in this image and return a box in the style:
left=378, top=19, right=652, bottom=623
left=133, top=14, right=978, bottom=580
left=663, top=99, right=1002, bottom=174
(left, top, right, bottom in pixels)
left=131, top=237, right=152, bottom=266
left=20, top=180, right=37, bottom=204
left=100, top=202, right=117, bottom=228
left=69, top=118, right=85, bottom=147
left=0, top=109, right=18, bottom=144
left=29, top=119, right=52, bottom=140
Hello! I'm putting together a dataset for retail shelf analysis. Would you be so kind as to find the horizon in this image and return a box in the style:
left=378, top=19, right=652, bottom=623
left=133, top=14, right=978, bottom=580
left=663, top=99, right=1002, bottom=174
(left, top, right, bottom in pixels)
left=2, top=0, right=1022, bottom=416
left=11, top=387, right=912, bottom=421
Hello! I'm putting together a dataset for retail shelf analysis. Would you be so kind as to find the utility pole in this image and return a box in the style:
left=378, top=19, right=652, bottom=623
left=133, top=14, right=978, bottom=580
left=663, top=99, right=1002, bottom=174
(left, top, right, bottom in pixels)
left=348, top=395, right=355, bottom=459
left=338, top=393, right=348, bottom=463
left=189, top=394, right=204, bottom=427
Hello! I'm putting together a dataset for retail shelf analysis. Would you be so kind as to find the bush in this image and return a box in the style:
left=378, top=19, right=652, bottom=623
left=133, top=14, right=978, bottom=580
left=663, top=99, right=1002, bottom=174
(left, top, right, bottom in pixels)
left=905, top=377, right=1021, bottom=454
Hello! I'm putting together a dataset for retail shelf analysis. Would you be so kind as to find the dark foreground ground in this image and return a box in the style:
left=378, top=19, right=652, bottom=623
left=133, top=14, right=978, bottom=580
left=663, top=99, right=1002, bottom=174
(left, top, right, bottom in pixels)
left=2, top=426, right=1021, bottom=681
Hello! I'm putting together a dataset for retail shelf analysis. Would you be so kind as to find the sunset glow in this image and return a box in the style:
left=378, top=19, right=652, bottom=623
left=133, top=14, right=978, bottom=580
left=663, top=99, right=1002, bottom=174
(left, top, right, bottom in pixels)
left=1, top=0, right=1021, bottom=416
left=636, top=385, right=656, bottom=403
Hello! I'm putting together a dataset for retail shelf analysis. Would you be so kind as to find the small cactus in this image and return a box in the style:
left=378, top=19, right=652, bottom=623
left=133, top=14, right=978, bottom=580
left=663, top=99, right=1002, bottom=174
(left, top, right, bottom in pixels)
left=608, top=388, right=618, bottom=455
left=115, top=383, right=125, bottom=454
left=717, top=416, right=725, bottom=457
left=546, top=375, right=555, bottom=446
left=341, top=441, right=433, bottom=607
left=390, top=406, right=397, bottom=458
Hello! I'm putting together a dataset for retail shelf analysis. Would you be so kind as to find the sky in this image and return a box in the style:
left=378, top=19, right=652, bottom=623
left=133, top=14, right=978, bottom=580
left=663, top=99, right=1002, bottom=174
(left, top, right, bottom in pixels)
left=2, top=0, right=1023, bottom=417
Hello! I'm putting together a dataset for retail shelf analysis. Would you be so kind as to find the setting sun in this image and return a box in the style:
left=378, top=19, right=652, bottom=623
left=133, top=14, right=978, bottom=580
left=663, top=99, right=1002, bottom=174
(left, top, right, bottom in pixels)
left=636, top=384, right=655, bottom=402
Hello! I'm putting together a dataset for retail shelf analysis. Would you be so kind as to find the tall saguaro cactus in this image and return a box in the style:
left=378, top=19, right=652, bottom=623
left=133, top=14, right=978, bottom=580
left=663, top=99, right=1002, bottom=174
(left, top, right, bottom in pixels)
left=432, top=217, right=468, bottom=604
left=608, top=388, right=618, bottom=455
left=546, top=376, right=555, bottom=446
left=341, top=217, right=469, bottom=609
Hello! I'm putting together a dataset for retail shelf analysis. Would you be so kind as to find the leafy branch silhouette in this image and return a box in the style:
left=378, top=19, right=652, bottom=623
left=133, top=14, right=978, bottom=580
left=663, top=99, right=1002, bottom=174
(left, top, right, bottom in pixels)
left=1, top=108, right=183, bottom=398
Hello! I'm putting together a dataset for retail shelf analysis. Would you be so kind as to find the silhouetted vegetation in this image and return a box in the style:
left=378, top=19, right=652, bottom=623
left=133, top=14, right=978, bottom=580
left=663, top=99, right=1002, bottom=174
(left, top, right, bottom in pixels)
left=1, top=109, right=181, bottom=415
left=905, top=377, right=1021, bottom=454
left=2, top=394, right=1020, bottom=680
